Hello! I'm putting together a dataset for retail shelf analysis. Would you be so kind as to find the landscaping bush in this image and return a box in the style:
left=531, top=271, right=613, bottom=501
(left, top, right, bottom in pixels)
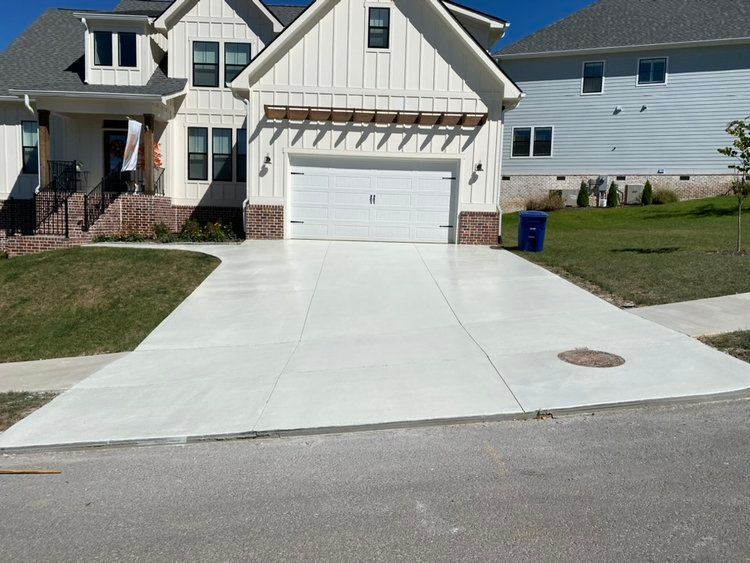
left=0, top=250, right=8, bottom=260
left=153, top=223, right=177, bottom=243
left=93, top=231, right=150, bottom=243
left=577, top=181, right=590, bottom=208
left=526, top=192, right=564, bottom=212
left=178, top=219, right=237, bottom=242
left=642, top=180, right=654, bottom=205
left=653, top=189, right=680, bottom=205
left=606, top=182, right=619, bottom=208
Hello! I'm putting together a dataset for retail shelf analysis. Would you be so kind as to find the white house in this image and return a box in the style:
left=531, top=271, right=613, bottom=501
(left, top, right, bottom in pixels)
left=0, top=0, right=521, bottom=251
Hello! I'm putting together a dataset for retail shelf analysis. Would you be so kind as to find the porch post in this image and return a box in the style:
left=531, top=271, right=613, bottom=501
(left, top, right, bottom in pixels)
left=143, top=113, right=155, bottom=195
left=38, top=110, right=51, bottom=189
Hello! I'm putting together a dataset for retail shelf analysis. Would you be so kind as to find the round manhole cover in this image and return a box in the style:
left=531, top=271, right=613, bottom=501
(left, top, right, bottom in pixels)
left=558, top=349, right=625, bottom=368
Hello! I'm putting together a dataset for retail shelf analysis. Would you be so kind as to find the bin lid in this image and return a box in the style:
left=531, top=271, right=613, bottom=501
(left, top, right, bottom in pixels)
left=519, top=211, right=549, bottom=219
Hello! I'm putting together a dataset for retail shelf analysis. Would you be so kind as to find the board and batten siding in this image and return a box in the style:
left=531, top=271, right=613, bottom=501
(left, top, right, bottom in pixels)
left=500, top=43, right=750, bottom=176
left=167, top=0, right=276, bottom=206
left=0, top=102, right=39, bottom=199
left=248, top=0, right=505, bottom=211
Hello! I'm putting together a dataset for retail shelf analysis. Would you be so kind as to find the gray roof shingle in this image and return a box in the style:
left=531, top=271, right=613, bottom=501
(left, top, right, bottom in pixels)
left=500, top=0, right=750, bottom=56
left=267, top=4, right=308, bottom=26
left=0, top=9, right=186, bottom=97
left=112, top=0, right=307, bottom=25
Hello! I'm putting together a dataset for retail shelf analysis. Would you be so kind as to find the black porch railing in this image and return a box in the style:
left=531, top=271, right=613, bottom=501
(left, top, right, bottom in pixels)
left=47, top=160, right=80, bottom=192
left=83, top=168, right=165, bottom=231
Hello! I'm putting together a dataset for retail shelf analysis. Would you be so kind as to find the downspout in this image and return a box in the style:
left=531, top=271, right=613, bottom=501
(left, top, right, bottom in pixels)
left=23, top=94, right=34, bottom=115
left=241, top=97, right=250, bottom=236
left=23, top=94, right=41, bottom=193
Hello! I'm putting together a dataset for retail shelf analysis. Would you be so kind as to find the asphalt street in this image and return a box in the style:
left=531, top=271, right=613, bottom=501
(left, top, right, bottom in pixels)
left=1, top=399, right=749, bottom=562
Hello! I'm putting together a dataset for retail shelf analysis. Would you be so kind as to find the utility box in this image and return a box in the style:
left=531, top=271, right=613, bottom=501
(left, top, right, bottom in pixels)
left=624, top=184, right=644, bottom=205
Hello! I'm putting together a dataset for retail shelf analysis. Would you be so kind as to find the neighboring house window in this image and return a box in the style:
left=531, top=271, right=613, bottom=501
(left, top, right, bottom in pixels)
left=368, top=7, right=390, bottom=49
left=638, top=57, right=667, bottom=85
left=533, top=127, right=553, bottom=157
left=21, top=121, right=38, bottom=174
left=119, top=32, right=137, bottom=67
left=511, top=128, right=531, bottom=157
left=582, top=61, right=604, bottom=94
left=193, top=42, right=220, bottom=87
left=94, top=31, right=113, bottom=66
left=237, top=128, right=247, bottom=182
left=225, top=43, right=251, bottom=86
left=188, top=127, right=208, bottom=181
left=512, top=126, right=553, bottom=158
left=212, top=128, right=233, bottom=182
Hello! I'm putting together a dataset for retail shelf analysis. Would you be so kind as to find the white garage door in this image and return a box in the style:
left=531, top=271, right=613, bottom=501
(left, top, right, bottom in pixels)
left=289, top=157, right=457, bottom=243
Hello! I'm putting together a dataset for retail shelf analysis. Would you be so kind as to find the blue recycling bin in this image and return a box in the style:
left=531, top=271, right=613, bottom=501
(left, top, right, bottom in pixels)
left=518, top=211, right=549, bottom=252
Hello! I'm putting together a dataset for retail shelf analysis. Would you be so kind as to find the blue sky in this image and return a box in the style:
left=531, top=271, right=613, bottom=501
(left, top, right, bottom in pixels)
left=0, top=0, right=597, bottom=52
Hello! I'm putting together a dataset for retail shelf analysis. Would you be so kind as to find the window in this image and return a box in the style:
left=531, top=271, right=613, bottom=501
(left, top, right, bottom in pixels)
left=94, top=31, right=113, bottom=66
left=119, top=32, right=137, bottom=67
left=188, top=127, right=208, bottom=181
left=368, top=7, right=390, bottom=49
left=212, top=128, right=232, bottom=181
left=638, top=57, right=667, bottom=85
left=236, top=128, right=247, bottom=182
left=512, top=126, right=553, bottom=158
left=582, top=61, right=604, bottom=94
left=533, top=127, right=553, bottom=157
left=512, top=128, right=532, bottom=157
left=21, top=121, right=38, bottom=174
left=225, top=43, right=251, bottom=86
left=193, top=42, right=220, bottom=87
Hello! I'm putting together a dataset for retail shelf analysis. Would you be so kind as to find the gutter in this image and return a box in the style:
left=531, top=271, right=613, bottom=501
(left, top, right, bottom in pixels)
left=8, top=89, right=165, bottom=102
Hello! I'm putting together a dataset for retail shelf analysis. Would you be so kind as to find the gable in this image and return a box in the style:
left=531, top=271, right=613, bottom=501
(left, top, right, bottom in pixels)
left=230, top=0, right=522, bottom=105
left=154, top=0, right=284, bottom=32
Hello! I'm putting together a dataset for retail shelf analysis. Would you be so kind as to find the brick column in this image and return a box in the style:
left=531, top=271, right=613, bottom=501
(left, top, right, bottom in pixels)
left=143, top=114, right=155, bottom=195
left=38, top=110, right=51, bottom=188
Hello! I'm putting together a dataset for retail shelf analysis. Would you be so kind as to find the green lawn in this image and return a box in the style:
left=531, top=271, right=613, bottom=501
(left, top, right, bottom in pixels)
left=0, top=247, right=219, bottom=363
left=700, top=331, right=750, bottom=364
left=502, top=196, right=750, bottom=306
left=0, top=392, right=57, bottom=431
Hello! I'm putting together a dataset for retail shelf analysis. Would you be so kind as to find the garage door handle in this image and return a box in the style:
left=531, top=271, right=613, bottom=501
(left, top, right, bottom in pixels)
left=291, top=220, right=304, bottom=224
left=440, top=225, right=454, bottom=228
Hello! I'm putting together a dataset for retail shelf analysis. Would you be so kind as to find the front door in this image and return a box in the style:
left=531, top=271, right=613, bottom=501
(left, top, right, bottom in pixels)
left=103, top=131, right=128, bottom=191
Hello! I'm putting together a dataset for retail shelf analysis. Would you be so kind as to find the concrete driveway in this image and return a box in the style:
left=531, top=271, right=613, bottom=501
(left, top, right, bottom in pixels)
left=2, top=241, right=749, bottom=450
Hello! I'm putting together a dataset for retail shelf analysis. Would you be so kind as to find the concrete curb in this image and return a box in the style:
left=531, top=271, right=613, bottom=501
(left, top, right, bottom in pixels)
left=2, top=386, right=749, bottom=455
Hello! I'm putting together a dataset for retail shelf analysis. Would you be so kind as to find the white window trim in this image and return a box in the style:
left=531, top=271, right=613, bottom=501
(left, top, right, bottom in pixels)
left=191, top=40, right=256, bottom=90
left=510, top=126, right=554, bottom=159
left=364, top=3, right=392, bottom=54
left=636, top=56, right=668, bottom=87
left=580, top=60, right=605, bottom=96
left=91, top=30, right=140, bottom=70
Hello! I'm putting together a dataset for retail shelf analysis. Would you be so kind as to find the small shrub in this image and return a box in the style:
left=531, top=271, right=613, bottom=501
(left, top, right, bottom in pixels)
left=642, top=180, right=654, bottom=205
left=653, top=189, right=680, bottom=205
left=153, top=222, right=177, bottom=243
left=93, top=231, right=149, bottom=243
left=180, top=219, right=205, bottom=242
left=577, top=181, right=590, bottom=208
left=177, top=219, right=238, bottom=242
left=526, top=192, right=564, bottom=212
left=606, top=182, right=619, bottom=208
left=0, top=250, right=8, bottom=260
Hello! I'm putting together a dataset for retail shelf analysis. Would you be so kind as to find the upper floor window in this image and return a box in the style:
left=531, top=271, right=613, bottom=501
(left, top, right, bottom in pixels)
left=94, top=31, right=113, bottom=66
left=368, top=7, right=390, bottom=49
left=582, top=61, right=604, bottom=94
left=21, top=121, right=38, bottom=175
left=511, top=126, right=553, bottom=158
left=638, top=57, right=667, bottom=85
left=225, top=43, right=251, bottom=86
left=193, top=42, right=220, bottom=87
left=119, top=32, right=137, bottom=68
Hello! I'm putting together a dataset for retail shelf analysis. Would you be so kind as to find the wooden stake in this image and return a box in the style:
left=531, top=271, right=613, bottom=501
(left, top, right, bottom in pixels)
left=0, top=469, right=62, bottom=475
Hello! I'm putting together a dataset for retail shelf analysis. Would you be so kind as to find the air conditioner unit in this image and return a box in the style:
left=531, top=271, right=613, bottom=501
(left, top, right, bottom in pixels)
left=549, top=189, right=578, bottom=207
left=624, top=184, right=644, bottom=205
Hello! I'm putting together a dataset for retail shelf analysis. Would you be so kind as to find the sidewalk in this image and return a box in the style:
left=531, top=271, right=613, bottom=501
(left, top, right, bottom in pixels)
left=0, top=353, right=127, bottom=393
left=631, top=293, right=750, bottom=337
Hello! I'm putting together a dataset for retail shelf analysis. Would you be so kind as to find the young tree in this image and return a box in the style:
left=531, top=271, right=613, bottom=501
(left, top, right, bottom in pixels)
left=577, top=181, right=590, bottom=208
left=642, top=180, right=653, bottom=205
left=718, top=119, right=750, bottom=252
left=606, top=181, right=619, bottom=208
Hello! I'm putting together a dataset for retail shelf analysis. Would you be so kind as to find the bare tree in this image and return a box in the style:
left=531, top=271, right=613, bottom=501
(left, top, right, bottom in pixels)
left=718, top=119, right=750, bottom=252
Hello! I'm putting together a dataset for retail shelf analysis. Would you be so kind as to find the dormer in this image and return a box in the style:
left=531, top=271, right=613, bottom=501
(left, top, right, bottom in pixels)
left=75, top=12, right=160, bottom=87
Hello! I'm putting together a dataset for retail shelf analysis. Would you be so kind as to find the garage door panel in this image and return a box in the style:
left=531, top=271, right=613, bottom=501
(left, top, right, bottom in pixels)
left=290, top=158, right=457, bottom=244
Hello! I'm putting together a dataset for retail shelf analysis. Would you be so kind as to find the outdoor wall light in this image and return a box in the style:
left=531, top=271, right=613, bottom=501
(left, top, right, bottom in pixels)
left=476, top=161, right=484, bottom=172
left=264, top=154, right=272, bottom=165
left=641, top=105, right=648, bottom=112
left=613, top=106, right=623, bottom=115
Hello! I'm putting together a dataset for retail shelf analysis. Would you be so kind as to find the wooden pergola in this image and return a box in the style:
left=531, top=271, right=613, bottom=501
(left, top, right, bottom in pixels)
left=264, top=105, right=488, bottom=127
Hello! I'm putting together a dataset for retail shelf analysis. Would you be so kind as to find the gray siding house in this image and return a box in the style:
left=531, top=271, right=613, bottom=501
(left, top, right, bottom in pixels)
left=496, top=0, right=750, bottom=211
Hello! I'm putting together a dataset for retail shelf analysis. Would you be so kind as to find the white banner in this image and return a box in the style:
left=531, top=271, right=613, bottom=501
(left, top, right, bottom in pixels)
left=122, top=119, right=142, bottom=172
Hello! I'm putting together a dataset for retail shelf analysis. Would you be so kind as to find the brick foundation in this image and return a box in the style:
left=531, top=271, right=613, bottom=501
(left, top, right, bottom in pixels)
left=458, top=211, right=500, bottom=245
left=501, top=174, right=734, bottom=212
left=0, top=193, right=245, bottom=258
left=245, top=205, right=284, bottom=240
